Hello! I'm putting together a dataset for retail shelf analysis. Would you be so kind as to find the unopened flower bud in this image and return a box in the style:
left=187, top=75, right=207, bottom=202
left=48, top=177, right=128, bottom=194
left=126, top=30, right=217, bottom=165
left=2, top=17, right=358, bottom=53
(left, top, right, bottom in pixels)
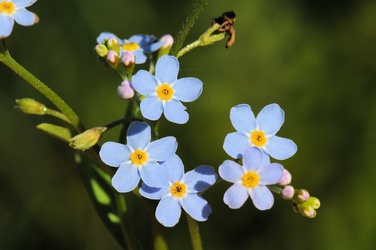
left=278, top=169, right=292, bottom=186
left=106, top=50, right=119, bottom=69
left=15, top=98, right=47, bottom=115
left=281, top=185, right=294, bottom=200
left=158, top=34, right=174, bottom=58
left=299, top=204, right=316, bottom=218
left=295, top=189, right=310, bottom=202
left=107, top=37, right=121, bottom=55
left=69, top=127, right=107, bottom=150
left=117, top=80, right=135, bottom=99
left=121, top=52, right=135, bottom=67
left=95, top=44, right=109, bottom=58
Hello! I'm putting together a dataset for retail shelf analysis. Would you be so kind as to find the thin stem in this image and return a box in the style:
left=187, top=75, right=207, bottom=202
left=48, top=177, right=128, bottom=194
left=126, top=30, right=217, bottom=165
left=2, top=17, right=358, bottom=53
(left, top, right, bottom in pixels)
left=186, top=213, right=203, bottom=250
left=0, top=41, right=84, bottom=133
left=170, top=0, right=209, bottom=56
left=45, top=109, right=71, bottom=124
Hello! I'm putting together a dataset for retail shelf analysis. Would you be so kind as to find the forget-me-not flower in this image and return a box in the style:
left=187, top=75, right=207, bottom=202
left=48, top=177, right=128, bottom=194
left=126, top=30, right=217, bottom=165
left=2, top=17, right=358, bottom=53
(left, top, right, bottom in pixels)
left=99, top=121, right=177, bottom=192
left=0, top=0, right=39, bottom=39
left=132, top=55, right=203, bottom=124
left=96, top=32, right=165, bottom=64
left=219, top=147, right=284, bottom=210
left=223, top=103, right=297, bottom=162
left=140, top=154, right=217, bottom=227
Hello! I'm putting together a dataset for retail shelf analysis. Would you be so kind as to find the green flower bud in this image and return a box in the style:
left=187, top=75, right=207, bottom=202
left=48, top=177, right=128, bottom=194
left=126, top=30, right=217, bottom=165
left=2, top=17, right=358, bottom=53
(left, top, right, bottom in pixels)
left=95, top=44, right=109, bottom=58
left=15, top=98, right=47, bottom=115
left=69, top=127, right=107, bottom=150
left=107, top=37, right=121, bottom=55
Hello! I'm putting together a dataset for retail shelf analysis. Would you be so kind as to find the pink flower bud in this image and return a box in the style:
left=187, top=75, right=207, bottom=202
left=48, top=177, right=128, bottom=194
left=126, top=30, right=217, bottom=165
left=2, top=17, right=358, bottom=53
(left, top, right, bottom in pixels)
left=159, top=34, right=174, bottom=48
left=278, top=169, right=292, bottom=186
left=106, top=50, right=119, bottom=68
left=281, top=185, right=294, bottom=200
left=295, top=189, right=310, bottom=202
left=117, top=80, right=135, bottom=99
left=121, top=52, right=136, bottom=67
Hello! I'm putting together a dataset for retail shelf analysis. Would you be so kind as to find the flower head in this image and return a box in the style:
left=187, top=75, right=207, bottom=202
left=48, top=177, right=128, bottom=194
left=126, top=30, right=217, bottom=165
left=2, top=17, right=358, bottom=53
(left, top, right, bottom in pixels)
left=132, top=55, right=203, bottom=124
left=219, top=147, right=284, bottom=210
left=140, top=154, right=217, bottom=227
left=0, top=0, right=39, bottom=39
left=99, top=121, right=177, bottom=192
left=223, top=103, right=297, bottom=162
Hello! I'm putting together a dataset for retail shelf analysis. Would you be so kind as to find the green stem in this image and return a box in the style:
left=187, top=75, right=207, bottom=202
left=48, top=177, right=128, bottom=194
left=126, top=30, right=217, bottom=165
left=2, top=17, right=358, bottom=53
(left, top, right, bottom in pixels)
left=0, top=39, right=84, bottom=133
left=186, top=213, right=203, bottom=250
left=45, top=108, right=71, bottom=124
left=169, top=0, right=209, bottom=56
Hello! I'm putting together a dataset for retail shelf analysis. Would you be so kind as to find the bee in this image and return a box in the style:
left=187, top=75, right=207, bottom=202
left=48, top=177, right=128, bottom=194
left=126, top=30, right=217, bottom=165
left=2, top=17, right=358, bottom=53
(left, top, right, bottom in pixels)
left=212, top=11, right=236, bottom=48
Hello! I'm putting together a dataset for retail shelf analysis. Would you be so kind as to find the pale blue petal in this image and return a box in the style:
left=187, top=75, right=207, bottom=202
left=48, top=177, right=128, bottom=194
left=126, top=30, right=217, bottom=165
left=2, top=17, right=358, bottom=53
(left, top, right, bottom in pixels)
left=133, top=50, right=147, bottom=64
left=147, top=136, right=177, bottom=161
left=183, top=165, right=217, bottom=192
left=173, top=77, right=203, bottom=102
left=258, top=163, right=284, bottom=185
left=144, top=40, right=165, bottom=53
left=112, top=164, right=140, bottom=193
left=230, top=104, right=256, bottom=132
left=223, top=184, right=248, bottom=209
left=126, top=122, right=150, bottom=150
left=156, top=196, right=181, bottom=227
left=139, top=183, right=168, bottom=200
left=164, top=100, right=188, bottom=124
left=155, top=55, right=179, bottom=83
left=261, top=151, right=271, bottom=166
left=223, top=132, right=250, bottom=158
left=13, top=0, right=37, bottom=7
left=249, top=185, right=274, bottom=210
left=265, top=136, right=297, bottom=160
left=161, top=154, right=184, bottom=182
left=181, top=194, right=212, bottom=221
left=99, top=142, right=130, bottom=167
left=0, top=16, right=14, bottom=38
left=218, top=160, right=243, bottom=183
left=140, top=96, right=163, bottom=121
left=96, top=32, right=121, bottom=44
left=256, top=104, right=284, bottom=135
left=132, top=70, right=158, bottom=95
left=140, top=162, right=169, bottom=188
left=128, top=34, right=155, bottom=45
left=13, top=9, right=37, bottom=26
left=242, top=147, right=263, bottom=171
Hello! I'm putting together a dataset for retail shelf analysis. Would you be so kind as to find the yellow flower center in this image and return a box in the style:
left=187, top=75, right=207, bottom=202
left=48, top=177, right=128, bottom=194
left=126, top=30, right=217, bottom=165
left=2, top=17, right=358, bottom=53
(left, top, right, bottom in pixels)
left=170, top=181, right=187, bottom=198
left=242, top=171, right=260, bottom=188
left=122, top=42, right=139, bottom=51
left=0, top=2, right=15, bottom=15
left=250, top=130, right=267, bottom=147
left=130, top=149, right=148, bottom=166
left=157, top=83, right=174, bottom=101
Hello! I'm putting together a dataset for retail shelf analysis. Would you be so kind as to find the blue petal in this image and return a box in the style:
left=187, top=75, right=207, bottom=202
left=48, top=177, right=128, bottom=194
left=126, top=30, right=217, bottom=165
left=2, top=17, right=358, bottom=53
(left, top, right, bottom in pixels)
left=161, top=154, right=184, bottom=182
left=144, top=40, right=165, bottom=53
left=230, top=104, right=256, bottom=132
left=0, top=16, right=14, bottom=38
left=265, top=136, right=297, bottom=160
left=181, top=194, right=212, bottom=221
left=156, top=196, right=181, bottom=227
left=147, top=136, right=177, bottom=161
left=155, top=55, right=179, bottom=83
left=139, top=183, right=168, bottom=200
left=13, top=0, right=37, bottom=7
left=132, top=50, right=147, bottom=64
left=223, top=132, right=250, bottom=158
left=218, top=160, right=243, bottom=183
left=140, top=162, right=169, bottom=188
left=112, top=164, right=140, bottom=193
left=256, top=103, right=284, bottom=135
left=258, top=163, right=284, bottom=185
left=96, top=32, right=121, bottom=44
left=223, top=184, right=248, bottom=209
left=242, top=147, right=263, bottom=171
left=183, top=165, right=217, bottom=192
left=128, top=34, right=155, bottom=45
left=126, top=122, right=150, bottom=150
left=13, top=9, right=38, bottom=26
left=99, top=142, right=130, bottom=167
left=140, top=96, right=163, bottom=121
left=164, top=100, right=189, bottom=124
left=173, top=77, right=203, bottom=102
left=249, top=185, right=274, bottom=210
left=132, top=70, right=158, bottom=95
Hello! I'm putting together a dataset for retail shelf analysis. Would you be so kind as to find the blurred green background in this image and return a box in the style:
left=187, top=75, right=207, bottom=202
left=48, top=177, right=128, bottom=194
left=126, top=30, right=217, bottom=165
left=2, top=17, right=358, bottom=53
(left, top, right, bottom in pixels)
left=1, top=0, right=376, bottom=249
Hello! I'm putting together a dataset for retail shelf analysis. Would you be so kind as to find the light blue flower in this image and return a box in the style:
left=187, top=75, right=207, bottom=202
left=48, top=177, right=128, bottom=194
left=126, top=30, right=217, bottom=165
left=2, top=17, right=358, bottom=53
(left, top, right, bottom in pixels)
left=132, top=55, right=203, bottom=124
left=140, top=154, right=217, bottom=227
left=99, top=121, right=177, bottom=192
left=219, top=147, right=284, bottom=210
left=96, top=32, right=164, bottom=64
left=223, top=103, right=297, bottom=162
left=0, top=0, right=39, bottom=39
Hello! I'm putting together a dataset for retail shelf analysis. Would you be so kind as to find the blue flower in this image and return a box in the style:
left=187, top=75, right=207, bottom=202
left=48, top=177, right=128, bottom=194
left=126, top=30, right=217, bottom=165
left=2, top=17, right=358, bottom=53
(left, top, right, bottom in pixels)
left=0, top=0, right=39, bottom=39
left=140, top=154, right=217, bottom=227
left=219, top=147, right=284, bottom=210
left=96, top=32, right=165, bottom=64
left=99, top=121, right=177, bottom=192
left=223, top=103, right=297, bottom=162
left=132, top=55, right=203, bottom=124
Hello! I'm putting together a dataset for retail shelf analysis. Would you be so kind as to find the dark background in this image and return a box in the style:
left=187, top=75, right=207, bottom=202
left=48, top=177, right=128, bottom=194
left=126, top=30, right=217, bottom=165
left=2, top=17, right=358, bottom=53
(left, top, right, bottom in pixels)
left=1, top=0, right=376, bottom=249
